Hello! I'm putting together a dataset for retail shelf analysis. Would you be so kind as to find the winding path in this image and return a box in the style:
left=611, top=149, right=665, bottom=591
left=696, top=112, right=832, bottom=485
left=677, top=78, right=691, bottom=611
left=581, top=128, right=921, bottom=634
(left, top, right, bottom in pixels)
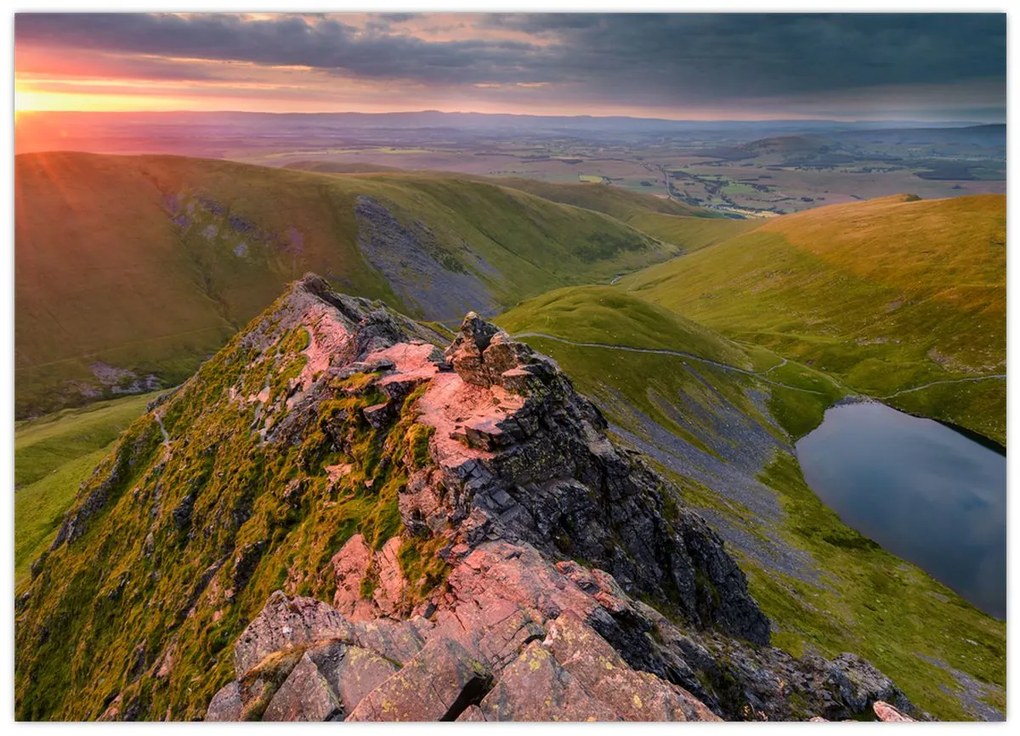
left=512, top=332, right=828, bottom=395
left=514, top=332, right=1006, bottom=405
left=882, top=374, right=1006, bottom=400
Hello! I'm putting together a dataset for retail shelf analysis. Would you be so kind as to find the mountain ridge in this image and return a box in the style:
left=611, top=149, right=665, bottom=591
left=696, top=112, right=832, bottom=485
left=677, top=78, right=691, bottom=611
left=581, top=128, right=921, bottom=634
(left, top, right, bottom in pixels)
left=16, top=275, right=917, bottom=722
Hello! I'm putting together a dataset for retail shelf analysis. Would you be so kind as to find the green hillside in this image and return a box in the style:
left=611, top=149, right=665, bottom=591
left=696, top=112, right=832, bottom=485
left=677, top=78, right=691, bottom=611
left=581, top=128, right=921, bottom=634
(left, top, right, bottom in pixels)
left=14, top=393, right=157, bottom=584
left=498, top=286, right=1005, bottom=720
left=491, top=177, right=715, bottom=219
left=16, top=152, right=683, bottom=417
left=622, top=194, right=1006, bottom=444
left=492, top=178, right=758, bottom=252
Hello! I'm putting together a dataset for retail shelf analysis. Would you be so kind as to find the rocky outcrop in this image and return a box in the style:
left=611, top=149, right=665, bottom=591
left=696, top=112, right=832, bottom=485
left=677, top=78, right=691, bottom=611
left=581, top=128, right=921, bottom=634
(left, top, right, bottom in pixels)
left=202, top=275, right=917, bottom=722
left=16, top=272, right=917, bottom=722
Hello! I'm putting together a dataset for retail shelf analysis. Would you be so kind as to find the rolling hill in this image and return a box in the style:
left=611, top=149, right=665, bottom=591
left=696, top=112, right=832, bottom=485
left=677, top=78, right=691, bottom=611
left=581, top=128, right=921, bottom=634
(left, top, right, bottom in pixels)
left=17, top=152, right=740, bottom=417
left=622, top=194, right=1006, bottom=445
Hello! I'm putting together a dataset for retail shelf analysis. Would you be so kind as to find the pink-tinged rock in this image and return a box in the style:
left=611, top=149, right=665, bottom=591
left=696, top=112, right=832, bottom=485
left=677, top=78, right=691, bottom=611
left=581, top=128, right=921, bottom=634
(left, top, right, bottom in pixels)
left=205, top=682, right=243, bottom=721
left=444, top=542, right=597, bottom=626
left=262, top=651, right=342, bottom=721
left=544, top=612, right=718, bottom=722
left=331, top=534, right=377, bottom=620
left=372, top=536, right=408, bottom=617
left=329, top=646, right=398, bottom=713
left=346, top=636, right=491, bottom=722
left=430, top=592, right=544, bottom=674
left=873, top=700, right=915, bottom=722
left=351, top=618, right=426, bottom=666
left=479, top=641, right=619, bottom=722
left=233, top=591, right=355, bottom=679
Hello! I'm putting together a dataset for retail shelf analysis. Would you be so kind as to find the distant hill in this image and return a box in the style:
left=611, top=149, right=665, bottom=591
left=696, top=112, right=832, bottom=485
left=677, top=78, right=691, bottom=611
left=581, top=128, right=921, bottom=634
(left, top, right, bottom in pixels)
left=16, top=152, right=700, bottom=417
left=623, top=193, right=1006, bottom=444
left=282, top=160, right=405, bottom=174
left=484, top=178, right=762, bottom=252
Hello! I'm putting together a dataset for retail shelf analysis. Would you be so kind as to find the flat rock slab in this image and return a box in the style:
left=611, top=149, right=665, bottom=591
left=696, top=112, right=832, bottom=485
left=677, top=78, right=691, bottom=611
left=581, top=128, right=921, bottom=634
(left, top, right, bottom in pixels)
left=480, top=641, right=620, bottom=722
left=262, top=652, right=342, bottom=722
left=347, top=636, right=491, bottom=721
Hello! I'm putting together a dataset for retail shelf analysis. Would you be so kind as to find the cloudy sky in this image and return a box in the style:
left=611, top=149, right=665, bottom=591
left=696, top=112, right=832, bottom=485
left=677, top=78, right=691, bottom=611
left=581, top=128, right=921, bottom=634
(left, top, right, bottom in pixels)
left=14, top=12, right=1007, bottom=121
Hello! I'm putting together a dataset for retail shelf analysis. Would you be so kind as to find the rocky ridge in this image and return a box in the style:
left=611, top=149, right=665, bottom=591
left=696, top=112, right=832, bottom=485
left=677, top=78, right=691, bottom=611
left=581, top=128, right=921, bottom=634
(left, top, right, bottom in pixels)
left=203, top=276, right=915, bottom=722
left=17, top=274, right=918, bottom=721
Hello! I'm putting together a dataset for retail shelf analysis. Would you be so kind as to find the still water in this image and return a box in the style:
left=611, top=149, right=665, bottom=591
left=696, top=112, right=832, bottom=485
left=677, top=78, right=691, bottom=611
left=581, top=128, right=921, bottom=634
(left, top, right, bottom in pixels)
left=796, top=401, right=1006, bottom=618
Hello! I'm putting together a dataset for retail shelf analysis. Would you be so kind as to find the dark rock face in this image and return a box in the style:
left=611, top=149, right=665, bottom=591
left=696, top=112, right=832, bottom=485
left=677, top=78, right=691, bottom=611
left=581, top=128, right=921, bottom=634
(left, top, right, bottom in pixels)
left=418, top=311, right=769, bottom=645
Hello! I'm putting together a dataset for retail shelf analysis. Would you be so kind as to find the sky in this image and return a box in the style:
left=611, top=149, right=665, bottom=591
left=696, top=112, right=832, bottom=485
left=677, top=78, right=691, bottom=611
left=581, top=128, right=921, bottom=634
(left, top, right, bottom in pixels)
left=13, top=12, right=1007, bottom=122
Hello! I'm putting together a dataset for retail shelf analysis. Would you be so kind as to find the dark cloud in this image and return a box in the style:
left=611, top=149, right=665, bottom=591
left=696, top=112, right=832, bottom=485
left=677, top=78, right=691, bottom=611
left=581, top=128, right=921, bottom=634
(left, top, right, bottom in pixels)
left=15, top=13, right=1006, bottom=117
left=15, top=13, right=553, bottom=85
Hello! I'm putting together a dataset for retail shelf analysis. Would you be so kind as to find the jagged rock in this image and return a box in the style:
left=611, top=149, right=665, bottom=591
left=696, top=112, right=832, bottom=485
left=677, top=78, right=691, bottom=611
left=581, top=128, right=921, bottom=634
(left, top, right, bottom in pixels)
left=372, top=536, right=408, bottom=617
left=544, top=612, right=719, bottom=721
left=262, top=652, right=342, bottom=722
left=350, top=618, right=427, bottom=666
left=820, top=652, right=912, bottom=717
left=331, top=535, right=376, bottom=620
left=347, top=636, right=492, bottom=721
left=326, top=646, right=398, bottom=713
left=874, top=700, right=915, bottom=722
left=234, top=591, right=355, bottom=679
left=205, top=682, right=244, bottom=722
left=480, top=641, right=620, bottom=721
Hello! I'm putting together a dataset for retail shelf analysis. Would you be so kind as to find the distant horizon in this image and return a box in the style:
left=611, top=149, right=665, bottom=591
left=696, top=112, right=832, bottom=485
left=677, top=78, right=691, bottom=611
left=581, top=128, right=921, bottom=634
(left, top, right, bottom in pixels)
left=14, top=108, right=1004, bottom=127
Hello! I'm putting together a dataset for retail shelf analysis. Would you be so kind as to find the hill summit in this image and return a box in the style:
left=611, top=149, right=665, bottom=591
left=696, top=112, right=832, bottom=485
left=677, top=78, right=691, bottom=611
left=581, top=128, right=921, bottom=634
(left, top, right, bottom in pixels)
left=17, top=274, right=916, bottom=721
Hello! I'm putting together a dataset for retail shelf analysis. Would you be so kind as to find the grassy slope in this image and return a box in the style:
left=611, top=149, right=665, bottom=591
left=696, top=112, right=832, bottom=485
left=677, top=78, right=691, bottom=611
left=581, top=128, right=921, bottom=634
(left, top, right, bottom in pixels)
left=622, top=194, right=1006, bottom=444
left=492, top=177, right=759, bottom=252
left=491, top=177, right=715, bottom=218
left=16, top=152, right=679, bottom=417
left=14, top=393, right=156, bottom=584
left=497, top=286, right=1005, bottom=721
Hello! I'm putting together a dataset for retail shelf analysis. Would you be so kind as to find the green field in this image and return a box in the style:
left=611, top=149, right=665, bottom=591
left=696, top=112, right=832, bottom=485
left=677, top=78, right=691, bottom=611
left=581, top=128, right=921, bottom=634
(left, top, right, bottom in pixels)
left=14, top=393, right=158, bottom=584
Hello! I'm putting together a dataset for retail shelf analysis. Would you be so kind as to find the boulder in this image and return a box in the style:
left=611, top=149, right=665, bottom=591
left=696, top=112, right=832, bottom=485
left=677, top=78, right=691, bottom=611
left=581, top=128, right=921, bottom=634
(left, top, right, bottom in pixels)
left=328, top=646, right=398, bottom=713
left=205, top=682, right=243, bottom=722
left=331, top=535, right=377, bottom=620
left=874, top=700, right=915, bottom=722
left=234, top=591, right=355, bottom=679
left=347, top=636, right=491, bottom=721
left=544, top=612, right=719, bottom=722
left=262, top=652, right=342, bottom=722
left=479, top=641, right=619, bottom=722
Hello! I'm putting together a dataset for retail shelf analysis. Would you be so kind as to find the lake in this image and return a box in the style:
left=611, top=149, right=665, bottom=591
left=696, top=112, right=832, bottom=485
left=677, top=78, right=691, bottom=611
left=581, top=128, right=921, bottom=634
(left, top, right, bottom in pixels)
left=796, top=400, right=1006, bottom=619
